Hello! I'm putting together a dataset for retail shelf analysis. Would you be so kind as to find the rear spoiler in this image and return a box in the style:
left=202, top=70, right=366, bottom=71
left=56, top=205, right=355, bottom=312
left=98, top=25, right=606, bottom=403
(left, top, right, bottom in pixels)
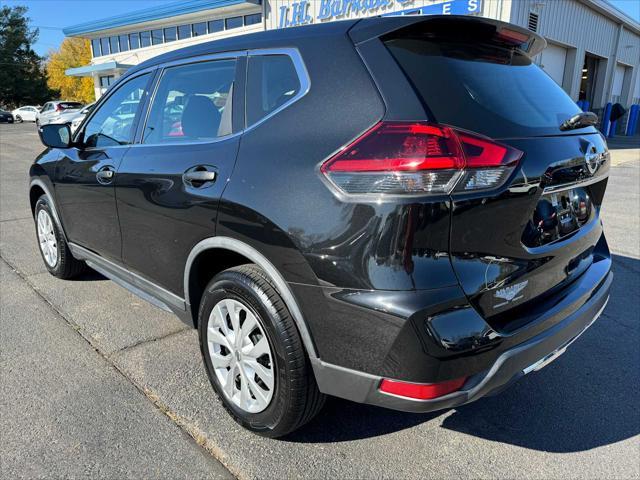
left=349, top=15, right=547, bottom=57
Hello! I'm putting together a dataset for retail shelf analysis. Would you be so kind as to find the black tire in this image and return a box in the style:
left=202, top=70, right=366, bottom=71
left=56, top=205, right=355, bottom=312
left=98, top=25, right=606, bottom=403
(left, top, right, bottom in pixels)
left=34, top=195, right=87, bottom=279
left=15, top=115, right=22, bottom=123
left=198, top=264, right=325, bottom=438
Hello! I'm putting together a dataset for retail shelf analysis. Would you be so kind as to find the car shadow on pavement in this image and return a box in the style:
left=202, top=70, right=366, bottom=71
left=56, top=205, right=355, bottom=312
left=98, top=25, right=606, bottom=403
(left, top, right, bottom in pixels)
left=285, top=254, right=639, bottom=452
left=70, top=268, right=107, bottom=282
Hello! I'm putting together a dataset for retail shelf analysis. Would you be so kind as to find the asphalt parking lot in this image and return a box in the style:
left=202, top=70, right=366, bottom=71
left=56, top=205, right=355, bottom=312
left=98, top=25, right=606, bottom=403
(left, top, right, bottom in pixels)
left=1, top=122, right=639, bottom=479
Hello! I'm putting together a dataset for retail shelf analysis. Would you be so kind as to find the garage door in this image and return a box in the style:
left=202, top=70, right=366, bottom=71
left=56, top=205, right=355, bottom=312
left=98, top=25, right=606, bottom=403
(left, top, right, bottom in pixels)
left=540, top=43, right=567, bottom=86
left=611, top=64, right=625, bottom=103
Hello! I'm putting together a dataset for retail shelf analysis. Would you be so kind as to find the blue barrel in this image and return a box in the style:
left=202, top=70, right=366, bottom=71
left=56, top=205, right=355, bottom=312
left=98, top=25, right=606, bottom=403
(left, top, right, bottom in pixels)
left=627, top=104, right=639, bottom=136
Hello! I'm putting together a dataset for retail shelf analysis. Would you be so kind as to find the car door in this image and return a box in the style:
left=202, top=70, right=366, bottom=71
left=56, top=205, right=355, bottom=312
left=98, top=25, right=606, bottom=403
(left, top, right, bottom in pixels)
left=25, top=107, right=37, bottom=122
left=54, top=71, right=154, bottom=263
left=38, top=103, right=52, bottom=124
left=116, top=54, right=244, bottom=296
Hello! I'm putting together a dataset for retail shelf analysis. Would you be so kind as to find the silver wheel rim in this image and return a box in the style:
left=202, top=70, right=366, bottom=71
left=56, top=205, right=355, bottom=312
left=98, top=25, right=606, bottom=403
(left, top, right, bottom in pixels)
left=207, top=298, right=275, bottom=413
left=37, top=209, right=58, bottom=267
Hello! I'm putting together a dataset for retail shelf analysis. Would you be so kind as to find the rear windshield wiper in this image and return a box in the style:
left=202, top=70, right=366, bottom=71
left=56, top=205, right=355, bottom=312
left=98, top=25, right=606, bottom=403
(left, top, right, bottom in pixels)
left=559, top=111, right=598, bottom=131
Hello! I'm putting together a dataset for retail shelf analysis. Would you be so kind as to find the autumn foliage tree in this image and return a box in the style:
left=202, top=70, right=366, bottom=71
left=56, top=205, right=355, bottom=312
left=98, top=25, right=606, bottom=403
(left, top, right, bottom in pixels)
left=46, top=37, right=95, bottom=103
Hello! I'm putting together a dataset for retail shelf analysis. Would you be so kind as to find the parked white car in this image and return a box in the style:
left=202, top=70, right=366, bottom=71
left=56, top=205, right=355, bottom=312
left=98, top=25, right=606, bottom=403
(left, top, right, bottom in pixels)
left=11, top=106, right=39, bottom=123
left=36, top=101, right=84, bottom=127
left=68, top=102, right=95, bottom=133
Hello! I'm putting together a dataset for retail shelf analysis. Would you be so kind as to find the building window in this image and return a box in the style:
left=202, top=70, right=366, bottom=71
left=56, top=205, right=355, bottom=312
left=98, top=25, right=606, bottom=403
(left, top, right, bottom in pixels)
left=119, top=34, right=129, bottom=52
left=91, top=39, right=101, bottom=57
left=140, top=31, right=151, bottom=48
left=192, top=22, right=207, bottom=36
left=109, top=36, right=120, bottom=54
left=129, top=33, right=140, bottom=49
left=178, top=24, right=191, bottom=39
left=164, top=26, right=177, bottom=42
left=244, top=13, right=262, bottom=26
left=151, top=29, right=163, bottom=45
left=208, top=19, right=224, bottom=33
left=99, top=75, right=115, bottom=89
left=100, top=37, right=110, bottom=56
left=225, top=16, right=243, bottom=30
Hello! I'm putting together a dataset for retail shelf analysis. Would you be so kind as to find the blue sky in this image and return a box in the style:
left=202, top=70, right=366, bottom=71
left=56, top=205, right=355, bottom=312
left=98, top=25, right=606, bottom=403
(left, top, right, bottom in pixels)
left=7, top=0, right=640, bottom=57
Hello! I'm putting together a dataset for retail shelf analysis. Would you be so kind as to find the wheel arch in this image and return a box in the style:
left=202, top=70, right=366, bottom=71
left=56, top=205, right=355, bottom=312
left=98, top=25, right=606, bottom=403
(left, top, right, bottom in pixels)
left=29, top=179, right=67, bottom=241
left=184, top=237, right=319, bottom=359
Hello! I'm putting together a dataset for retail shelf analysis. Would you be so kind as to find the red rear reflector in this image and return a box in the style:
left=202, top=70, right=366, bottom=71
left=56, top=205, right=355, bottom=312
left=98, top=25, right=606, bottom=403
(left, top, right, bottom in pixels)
left=379, top=377, right=467, bottom=400
left=320, top=122, right=523, bottom=196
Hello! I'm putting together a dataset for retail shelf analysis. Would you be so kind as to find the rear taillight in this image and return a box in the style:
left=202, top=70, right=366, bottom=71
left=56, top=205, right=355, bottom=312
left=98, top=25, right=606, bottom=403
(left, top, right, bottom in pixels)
left=379, top=377, right=467, bottom=400
left=320, top=122, right=523, bottom=197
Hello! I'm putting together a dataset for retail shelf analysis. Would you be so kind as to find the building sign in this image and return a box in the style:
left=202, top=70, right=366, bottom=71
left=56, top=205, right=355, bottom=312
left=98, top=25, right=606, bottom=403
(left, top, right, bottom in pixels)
left=277, top=0, right=482, bottom=29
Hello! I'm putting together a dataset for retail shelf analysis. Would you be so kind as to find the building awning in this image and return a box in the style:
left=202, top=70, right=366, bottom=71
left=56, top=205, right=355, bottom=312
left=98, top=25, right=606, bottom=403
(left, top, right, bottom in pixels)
left=65, top=61, right=134, bottom=77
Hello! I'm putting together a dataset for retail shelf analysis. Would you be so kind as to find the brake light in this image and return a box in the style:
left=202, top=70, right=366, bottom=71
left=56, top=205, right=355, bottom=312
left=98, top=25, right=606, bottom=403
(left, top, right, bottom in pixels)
left=379, top=377, right=467, bottom=400
left=320, top=122, right=523, bottom=197
left=495, top=28, right=531, bottom=45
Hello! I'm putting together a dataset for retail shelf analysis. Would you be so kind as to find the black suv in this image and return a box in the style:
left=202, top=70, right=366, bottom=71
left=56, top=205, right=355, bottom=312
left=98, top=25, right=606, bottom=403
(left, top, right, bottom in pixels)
left=31, top=16, right=612, bottom=437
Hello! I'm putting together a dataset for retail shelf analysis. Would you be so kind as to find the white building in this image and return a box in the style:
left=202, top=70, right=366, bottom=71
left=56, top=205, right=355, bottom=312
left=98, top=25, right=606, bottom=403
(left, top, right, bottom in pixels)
left=64, top=0, right=640, bottom=116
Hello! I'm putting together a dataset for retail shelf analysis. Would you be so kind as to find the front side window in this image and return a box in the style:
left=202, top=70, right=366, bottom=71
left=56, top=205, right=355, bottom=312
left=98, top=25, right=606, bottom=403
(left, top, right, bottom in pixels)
left=246, top=54, right=301, bottom=126
left=82, top=73, right=150, bottom=148
left=143, top=59, right=236, bottom=144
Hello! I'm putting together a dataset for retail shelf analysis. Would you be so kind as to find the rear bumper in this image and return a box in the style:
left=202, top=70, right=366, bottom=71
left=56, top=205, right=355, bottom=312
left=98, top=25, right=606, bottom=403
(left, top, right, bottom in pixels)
left=311, top=268, right=612, bottom=413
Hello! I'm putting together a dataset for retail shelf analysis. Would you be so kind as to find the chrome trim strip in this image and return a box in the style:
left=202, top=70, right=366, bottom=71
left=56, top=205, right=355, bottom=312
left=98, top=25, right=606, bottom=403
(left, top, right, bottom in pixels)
left=184, top=236, right=318, bottom=358
left=543, top=174, right=609, bottom=194
left=29, top=179, right=67, bottom=241
left=69, top=243, right=186, bottom=313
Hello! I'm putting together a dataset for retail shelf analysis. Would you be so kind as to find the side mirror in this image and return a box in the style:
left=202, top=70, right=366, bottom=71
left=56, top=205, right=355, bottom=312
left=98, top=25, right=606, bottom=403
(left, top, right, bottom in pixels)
left=38, top=124, right=72, bottom=148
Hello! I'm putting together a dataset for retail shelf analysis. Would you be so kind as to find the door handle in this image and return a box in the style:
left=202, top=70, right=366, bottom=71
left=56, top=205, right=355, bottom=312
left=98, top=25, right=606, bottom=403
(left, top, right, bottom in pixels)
left=183, top=167, right=216, bottom=188
left=96, top=166, right=115, bottom=184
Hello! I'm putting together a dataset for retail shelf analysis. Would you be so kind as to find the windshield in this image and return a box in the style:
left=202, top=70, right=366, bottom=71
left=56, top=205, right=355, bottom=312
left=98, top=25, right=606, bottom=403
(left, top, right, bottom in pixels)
left=385, top=38, right=595, bottom=138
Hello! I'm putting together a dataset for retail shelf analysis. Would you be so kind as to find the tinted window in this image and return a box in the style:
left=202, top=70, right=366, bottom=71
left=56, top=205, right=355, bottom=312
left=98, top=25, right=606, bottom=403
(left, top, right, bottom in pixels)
left=385, top=38, right=587, bottom=137
left=119, top=35, right=129, bottom=51
left=164, top=27, right=176, bottom=42
left=246, top=55, right=301, bottom=126
left=82, top=73, right=149, bottom=148
left=100, top=37, right=110, bottom=55
left=143, top=59, right=236, bottom=144
left=192, top=22, right=207, bottom=36
left=151, top=29, right=163, bottom=45
left=226, top=16, right=243, bottom=29
left=208, top=19, right=224, bottom=33
left=91, top=39, right=101, bottom=56
left=129, top=33, right=140, bottom=49
left=59, top=102, right=83, bottom=110
left=140, top=31, right=151, bottom=47
left=178, top=24, right=191, bottom=39
left=244, top=13, right=262, bottom=26
left=109, top=36, right=119, bottom=54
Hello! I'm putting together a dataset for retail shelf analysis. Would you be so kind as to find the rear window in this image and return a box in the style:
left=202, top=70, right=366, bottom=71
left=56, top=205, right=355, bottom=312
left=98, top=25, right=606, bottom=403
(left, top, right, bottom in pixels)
left=59, top=102, right=83, bottom=110
left=385, top=38, right=592, bottom=138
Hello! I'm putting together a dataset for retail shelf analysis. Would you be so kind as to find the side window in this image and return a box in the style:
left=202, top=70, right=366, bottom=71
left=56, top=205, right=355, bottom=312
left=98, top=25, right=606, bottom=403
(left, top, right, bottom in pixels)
left=246, top=54, right=301, bottom=126
left=143, top=59, right=236, bottom=144
left=41, top=103, right=51, bottom=112
left=82, top=73, right=150, bottom=148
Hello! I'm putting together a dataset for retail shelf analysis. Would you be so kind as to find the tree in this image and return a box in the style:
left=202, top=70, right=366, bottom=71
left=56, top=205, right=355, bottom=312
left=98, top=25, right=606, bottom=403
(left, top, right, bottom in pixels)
left=46, top=37, right=95, bottom=103
left=0, top=5, right=53, bottom=108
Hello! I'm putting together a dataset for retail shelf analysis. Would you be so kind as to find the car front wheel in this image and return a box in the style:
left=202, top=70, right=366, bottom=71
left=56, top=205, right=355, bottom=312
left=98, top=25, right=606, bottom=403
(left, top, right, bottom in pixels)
left=34, top=195, right=86, bottom=279
left=15, top=115, right=22, bottom=123
left=198, top=264, right=325, bottom=437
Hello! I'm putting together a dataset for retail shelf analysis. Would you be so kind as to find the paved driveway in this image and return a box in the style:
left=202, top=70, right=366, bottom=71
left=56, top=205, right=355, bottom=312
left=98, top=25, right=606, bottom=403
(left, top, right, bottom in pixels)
left=1, top=123, right=639, bottom=479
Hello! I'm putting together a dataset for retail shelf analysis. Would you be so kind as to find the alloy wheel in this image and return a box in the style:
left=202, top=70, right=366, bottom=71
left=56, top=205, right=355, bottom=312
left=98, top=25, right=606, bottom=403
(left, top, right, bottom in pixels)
left=37, top=209, right=58, bottom=267
left=207, top=298, right=275, bottom=413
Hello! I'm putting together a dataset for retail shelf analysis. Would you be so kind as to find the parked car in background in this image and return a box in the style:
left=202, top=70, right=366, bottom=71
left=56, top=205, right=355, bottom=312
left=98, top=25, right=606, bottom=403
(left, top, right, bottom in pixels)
left=59, top=102, right=96, bottom=133
left=0, top=109, right=14, bottom=123
left=36, top=101, right=84, bottom=127
left=31, top=15, right=612, bottom=438
left=11, top=106, right=39, bottom=123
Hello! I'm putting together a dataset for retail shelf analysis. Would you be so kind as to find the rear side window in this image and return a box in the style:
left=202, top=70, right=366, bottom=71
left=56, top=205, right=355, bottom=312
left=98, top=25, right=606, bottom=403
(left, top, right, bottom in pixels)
left=384, top=38, right=587, bottom=138
left=246, top=54, right=301, bottom=126
left=143, top=59, right=236, bottom=144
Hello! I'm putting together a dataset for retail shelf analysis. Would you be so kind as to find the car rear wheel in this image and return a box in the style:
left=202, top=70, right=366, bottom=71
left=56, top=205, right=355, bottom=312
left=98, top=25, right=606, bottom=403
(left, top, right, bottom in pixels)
left=34, top=195, right=87, bottom=279
left=198, top=264, right=325, bottom=437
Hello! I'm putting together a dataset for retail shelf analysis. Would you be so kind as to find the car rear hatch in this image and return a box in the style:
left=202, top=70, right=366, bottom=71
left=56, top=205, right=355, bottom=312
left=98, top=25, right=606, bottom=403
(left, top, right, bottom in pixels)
left=358, top=16, right=611, bottom=332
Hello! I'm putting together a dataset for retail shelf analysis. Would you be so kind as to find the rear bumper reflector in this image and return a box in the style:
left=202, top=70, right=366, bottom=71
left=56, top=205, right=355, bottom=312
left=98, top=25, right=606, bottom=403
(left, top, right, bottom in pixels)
left=379, top=377, right=467, bottom=400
